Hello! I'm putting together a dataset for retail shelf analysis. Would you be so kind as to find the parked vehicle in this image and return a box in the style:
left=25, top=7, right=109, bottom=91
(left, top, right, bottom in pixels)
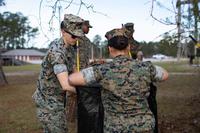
left=152, top=54, right=168, bottom=60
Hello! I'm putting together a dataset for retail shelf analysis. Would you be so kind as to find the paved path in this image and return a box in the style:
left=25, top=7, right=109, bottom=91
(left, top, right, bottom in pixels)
left=170, top=72, right=199, bottom=75
left=5, top=71, right=38, bottom=76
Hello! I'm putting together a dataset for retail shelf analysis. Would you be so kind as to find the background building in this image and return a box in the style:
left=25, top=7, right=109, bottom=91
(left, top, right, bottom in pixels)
left=1, top=49, right=45, bottom=65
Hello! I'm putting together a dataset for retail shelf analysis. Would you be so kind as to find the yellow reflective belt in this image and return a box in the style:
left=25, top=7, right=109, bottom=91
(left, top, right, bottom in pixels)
left=129, top=51, right=132, bottom=58
left=76, top=40, right=80, bottom=72
left=196, top=43, right=200, bottom=48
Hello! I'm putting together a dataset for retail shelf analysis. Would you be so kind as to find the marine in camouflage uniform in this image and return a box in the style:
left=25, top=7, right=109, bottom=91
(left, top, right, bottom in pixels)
left=187, top=39, right=195, bottom=65
left=32, top=14, right=84, bottom=133
left=66, top=20, right=93, bottom=122
left=82, top=56, right=156, bottom=133
left=78, top=36, right=92, bottom=68
left=68, top=28, right=168, bottom=133
left=122, top=23, right=140, bottom=59
left=77, top=20, right=93, bottom=68
left=76, top=20, right=104, bottom=133
left=123, top=23, right=159, bottom=133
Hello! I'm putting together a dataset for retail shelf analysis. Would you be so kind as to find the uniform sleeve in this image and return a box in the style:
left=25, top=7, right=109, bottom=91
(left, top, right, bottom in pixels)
left=144, top=61, right=156, bottom=82
left=81, top=66, right=103, bottom=84
left=154, top=65, right=166, bottom=81
left=48, top=51, right=68, bottom=75
left=148, top=61, right=166, bottom=82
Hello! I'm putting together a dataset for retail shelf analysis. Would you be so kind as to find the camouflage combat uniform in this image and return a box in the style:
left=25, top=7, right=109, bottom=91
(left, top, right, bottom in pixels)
left=76, top=35, right=104, bottom=133
left=81, top=55, right=157, bottom=133
left=123, top=23, right=158, bottom=133
left=66, top=36, right=92, bottom=122
left=78, top=36, right=92, bottom=69
left=32, top=38, right=75, bottom=133
left=32, top=13, right=84, bottom=133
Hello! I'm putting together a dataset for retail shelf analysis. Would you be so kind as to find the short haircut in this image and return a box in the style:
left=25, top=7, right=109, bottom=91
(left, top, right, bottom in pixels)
left=108, top=36, right=128, bottom=50
left=60, top=21, right=65, bottom=30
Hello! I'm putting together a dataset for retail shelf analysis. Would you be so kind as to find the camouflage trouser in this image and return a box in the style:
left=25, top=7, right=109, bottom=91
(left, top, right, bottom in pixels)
left=36, top=107, right=67, bottom=133
left=148, top=83, right=158, bottom=133
left=104, top=114, right=155, bottom=133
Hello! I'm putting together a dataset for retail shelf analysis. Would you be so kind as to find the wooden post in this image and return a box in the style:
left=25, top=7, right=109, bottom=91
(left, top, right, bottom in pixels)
left=176, top=0, right=182, bottom=61
left=0, top=54, right=8, bottom=85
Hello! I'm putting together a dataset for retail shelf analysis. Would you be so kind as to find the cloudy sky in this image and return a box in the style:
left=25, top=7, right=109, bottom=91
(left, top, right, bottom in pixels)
left=1, top=0, right=177, bottom=48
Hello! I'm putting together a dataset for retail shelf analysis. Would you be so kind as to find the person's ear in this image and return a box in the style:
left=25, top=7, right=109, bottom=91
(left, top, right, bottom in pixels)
left=108, top=46, right=113, bottom=53
left=61, top=29, right=65, bottom=35
left=108, top=46, right=116, bottom=57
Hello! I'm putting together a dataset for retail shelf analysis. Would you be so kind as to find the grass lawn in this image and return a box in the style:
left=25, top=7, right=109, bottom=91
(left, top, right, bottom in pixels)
left=0, top=61, right=200, bottom=133
left=3, top=64, right=41, bottom=73
left=153, top=61, right=200, bottom=73
left=0, top=74, right=42, bottom=133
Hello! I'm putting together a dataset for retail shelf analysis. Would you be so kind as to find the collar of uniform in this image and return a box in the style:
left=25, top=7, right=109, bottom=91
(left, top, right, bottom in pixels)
left=114, top=55, right=129, bottom=59
left=78, top=35, right=87, bottom=42
left=59, top=37, right=72, bottom=49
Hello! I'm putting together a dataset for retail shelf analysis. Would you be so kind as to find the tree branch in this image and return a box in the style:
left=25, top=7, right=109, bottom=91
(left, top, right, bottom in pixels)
left=152, top=27, right=177, bottom=41
left=39, top=0, right=50, bottom=42
left=38, top=0, right=109, bottom=47
left=150, top=0, right=176, bottom=25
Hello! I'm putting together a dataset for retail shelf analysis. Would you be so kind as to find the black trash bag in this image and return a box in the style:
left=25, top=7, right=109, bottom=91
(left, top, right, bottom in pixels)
left=76, top=83, right=104, bottom=133
left=148, top=83, right=158, bottom=133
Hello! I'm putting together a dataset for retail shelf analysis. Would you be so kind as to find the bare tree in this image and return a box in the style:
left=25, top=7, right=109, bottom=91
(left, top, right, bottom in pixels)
left=150, top=0, right=200, bottom=60
left=38, top=0, right=108, bottom=46
left=0, top=55, right=8, bottom=85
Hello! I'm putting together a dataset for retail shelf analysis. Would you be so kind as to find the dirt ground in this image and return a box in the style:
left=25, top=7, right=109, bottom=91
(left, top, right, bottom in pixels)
left=0, top=67, right=200, bottom=133
left=157, top=73, right=200, bottom=133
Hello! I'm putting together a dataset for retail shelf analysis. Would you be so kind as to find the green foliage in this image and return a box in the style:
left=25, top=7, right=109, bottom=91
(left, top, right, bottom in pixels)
left=140, top=41, right=158, bottom=57
left=101, top=40, right=109, bottom=58
left=94, top=34, right=178, bottom=58
left=92, top=34, right=102, bottom=46
left=91, top=34, right=103, bottom=58
left=0, top=12, right=38, bottom=49
left=157, top=34, right=178, bottom=57
left=139, top=33, right=178, bottom=57
left=191, top=0, right=200, bottom=21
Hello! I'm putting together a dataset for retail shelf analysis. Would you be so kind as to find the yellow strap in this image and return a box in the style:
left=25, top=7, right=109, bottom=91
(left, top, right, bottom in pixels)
left=196, top=43, right=200, bottom=48
left=76, top=40, right=80, bottom=72
left=128, top=51, right=132, bottom=58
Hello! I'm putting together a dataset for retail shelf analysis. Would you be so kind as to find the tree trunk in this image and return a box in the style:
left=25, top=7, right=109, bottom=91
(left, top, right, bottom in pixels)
left=0, top=54, right=8, bottom=86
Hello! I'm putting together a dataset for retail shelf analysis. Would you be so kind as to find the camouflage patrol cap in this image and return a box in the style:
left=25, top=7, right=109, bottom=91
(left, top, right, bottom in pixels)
left=63, top=14, right=84, bottom=37
left=123, top=22, right=134, bottom=32
left=83, top=20, right=92, bottom=28
left=122, top=23, right=134, bottom=38
left=105, top=28, right=129, bottom=50
left=105, top=28, right=129, bottom=40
